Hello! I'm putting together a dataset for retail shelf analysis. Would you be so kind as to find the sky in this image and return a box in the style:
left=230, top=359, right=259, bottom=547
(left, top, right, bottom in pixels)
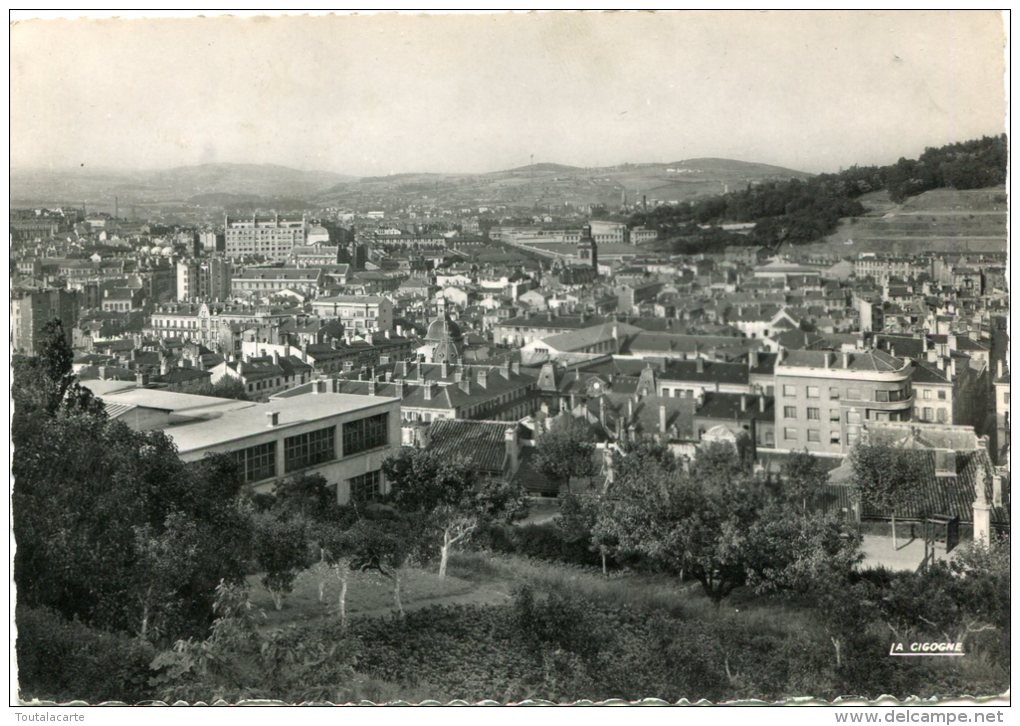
left=9, top=11, right=1008, bottom=176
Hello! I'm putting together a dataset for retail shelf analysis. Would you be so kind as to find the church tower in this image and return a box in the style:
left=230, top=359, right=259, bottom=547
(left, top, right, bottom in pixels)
left=577, top=223, right=598, bottom=273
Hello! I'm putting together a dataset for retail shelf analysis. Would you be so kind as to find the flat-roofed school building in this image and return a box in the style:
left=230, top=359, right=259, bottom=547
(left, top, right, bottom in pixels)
left=164, top=387, right=401, bottom=504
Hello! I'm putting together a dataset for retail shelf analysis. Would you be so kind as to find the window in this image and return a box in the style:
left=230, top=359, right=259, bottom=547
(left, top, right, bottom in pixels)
left=923, top=389, right=931, bottom=400
left=232, top=441, right=276, bottom=483
left=922, top=407, right=933, bottom=421
left=343, top=413, right=389, bottom=456
left=829, top=387, right=840, bottom=400
left=1005, top=393, right=1010, bottom=405
left=807, top=407, right=820, bottom=421
left=875, top=390, right=889, bottom=402
left=829, top=431, right=841, bottom=445
left=348, top=470, right=382, bottom=504
left=783, top=406, right=797, bottom=419
left=829, top=410, right=840, bottom=423
left=937, top=390, right=947, bottom=401
left=806, top=386, right=820, bottom=399
left=284, top=426, right=336, bottom=472
left=937, top=409, right=948, bottom=423
left=784, top=427, right=797, bottom=441
left=807, top=429, right=820, bottom=443
left=783, top=384, right=796, bottom=397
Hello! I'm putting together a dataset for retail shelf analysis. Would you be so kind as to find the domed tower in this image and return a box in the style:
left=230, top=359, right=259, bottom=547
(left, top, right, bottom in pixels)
left=420, top=296, right=463, bottom=363
left=577, top=223, right=598, bottom=272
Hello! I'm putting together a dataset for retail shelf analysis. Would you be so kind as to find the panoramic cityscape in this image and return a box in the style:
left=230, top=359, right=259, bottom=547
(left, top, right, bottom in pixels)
left=9, top=10, right=1010, bottom=709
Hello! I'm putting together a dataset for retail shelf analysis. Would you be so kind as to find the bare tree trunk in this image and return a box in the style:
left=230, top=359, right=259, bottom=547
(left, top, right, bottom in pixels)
left=600, top=547, right=607, bottom=578
left=338, top=575, right=348, bottom=629
left=140, top=603, right=150, bottom=640
left=393, top=570, right=405, bottom=618
left=318, top=577, right=327, bottom=604
left=271, top=589, right=284, bottom=611
left=831, top=637, right=842, bottom=668
left=891, top=512, right=898, bottom=549
left=439, top=532, right=451, bottom=580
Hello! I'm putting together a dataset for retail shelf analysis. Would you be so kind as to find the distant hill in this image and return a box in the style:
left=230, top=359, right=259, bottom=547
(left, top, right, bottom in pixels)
left=313, top=158, right=811, bottom=210
left=10, top=157, right=811, bottom=212
left=10, top=163, right=357, bottom=209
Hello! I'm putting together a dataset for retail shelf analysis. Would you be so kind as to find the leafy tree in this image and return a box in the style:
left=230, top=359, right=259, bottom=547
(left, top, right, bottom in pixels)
left=849, top=443, right=929, bottom=548
left=781, top=450, right=832, bottom=517
left=251, top=511, right=314, bottom=611
left=13, top=322, right=254, bottom=643
left=150, top=581, right=359, bottom=703
left=384, top=447, right=525, bottom=579
left=533, top=416, right=599, bottom=493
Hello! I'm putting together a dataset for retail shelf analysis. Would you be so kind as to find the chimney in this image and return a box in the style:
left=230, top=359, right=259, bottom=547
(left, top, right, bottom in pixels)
left=441, top=361, right=449, bottom=378
left=824, top=352, right=830, bottom=369
left=997, top=359, right=1003, bottom=379
left=599, top=395, right=606, bottom=426
left=740, top=394, right=747, bottom=413
left=502, top=358, right=511, bottom=378
left=505, top=426, right=520, bottom=475
left=512, top=361, right=520, bottom=375
left=459, top=378, right=471, bottom=395
left=272, top=350, right=279, bottom=365
left=627, top=397, right=635, bottom=422
left=842, top=351, right=849, bottom=368
left=135, top=371, right=147, bottom=387
left=759, top=395, right=766, bottom=413
left=394, top=379, right=404, bottom=398
left=696, top=357, right=704, bottom=374
left=423, top=382, right=433, bottom=400
left=368, top=379, right=377, bottom=396
left=478, top=369, right=488, bottom=388
left=266, top=411, right=279, bottom=427
left=396, top=324, right=403, bottom=337
left=454, top=368, right=463, bottom=383
left=748, top=350, right=759, bottom=369
left=659, top=404, right=667, bottom=435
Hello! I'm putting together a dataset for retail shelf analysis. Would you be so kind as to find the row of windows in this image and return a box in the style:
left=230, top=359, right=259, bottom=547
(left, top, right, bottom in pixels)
left=232, top=441, right=277, bottom=483
left=783, top=428, right=842, bottom=445
left=920, top=388, right=949, bottom=401
left=284, top=426, right=336, bottom=473
left=783, top=406, right=842, bottom=423
left=342, top=413, right=389, bottom=456
left=349, top=470, right=382, bottom=504
left=781, top=384, right=911, bottom=402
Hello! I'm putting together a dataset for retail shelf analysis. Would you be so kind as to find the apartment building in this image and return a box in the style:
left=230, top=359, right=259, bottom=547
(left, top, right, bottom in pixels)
left=231, top=267, right=323, bottom=299
left=311, top=295, right=394, bottom=332
left=176, top=258, right=233, bottom=302
left=224, top=214, right=307, bottom=261
left=773, top=348, right=913, bottom=456
left=11, top=288, right=81, bottom=354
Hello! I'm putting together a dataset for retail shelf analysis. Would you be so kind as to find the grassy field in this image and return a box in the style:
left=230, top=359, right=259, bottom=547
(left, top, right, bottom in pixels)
left=247, top=561, right=507, bottom=629
left=795, top=187, right=1007, bottom=256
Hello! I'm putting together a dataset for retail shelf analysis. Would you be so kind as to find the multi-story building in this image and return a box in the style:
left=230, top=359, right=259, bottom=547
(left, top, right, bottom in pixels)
left=11, top=288, right=81, bottom=354
left=224, top=214, right=307, bottom=261
left=176, top=258, right=233, bottom=302
left=231, top=267, right=323, bottom=299
left=310, top=295, right=394, bottom=332
left=158, top=389, right=397, bottom=501
left=147, top=302, right=295, bottom=350
left=773, top=348, right=913, bottom=456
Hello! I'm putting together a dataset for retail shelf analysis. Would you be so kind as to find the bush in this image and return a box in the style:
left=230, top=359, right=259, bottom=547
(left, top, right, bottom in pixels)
left=16, top=606, right=156, bottom=703
left=479, top=522, right=604, bottom=567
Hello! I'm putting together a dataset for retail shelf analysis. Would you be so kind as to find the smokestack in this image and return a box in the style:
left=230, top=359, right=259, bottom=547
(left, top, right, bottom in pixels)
left=659, top=404, right=667, bottom=435
left=740, top=395, right=747, bottom=412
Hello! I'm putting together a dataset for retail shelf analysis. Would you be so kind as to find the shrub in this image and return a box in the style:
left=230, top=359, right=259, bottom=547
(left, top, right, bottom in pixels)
left=16, top=606, right=156, bottom=703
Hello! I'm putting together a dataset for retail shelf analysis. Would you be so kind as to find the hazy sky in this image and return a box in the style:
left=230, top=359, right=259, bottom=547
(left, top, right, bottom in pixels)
left=10, top=11, right=1007, bottom=176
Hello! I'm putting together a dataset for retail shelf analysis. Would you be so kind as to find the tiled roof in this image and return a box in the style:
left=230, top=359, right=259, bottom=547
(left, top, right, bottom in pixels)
left=426, top=419, right=515, bottom=474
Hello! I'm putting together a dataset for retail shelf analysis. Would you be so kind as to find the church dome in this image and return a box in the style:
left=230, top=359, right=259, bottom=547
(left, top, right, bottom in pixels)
left=425, top=317, right=462, bottom=342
